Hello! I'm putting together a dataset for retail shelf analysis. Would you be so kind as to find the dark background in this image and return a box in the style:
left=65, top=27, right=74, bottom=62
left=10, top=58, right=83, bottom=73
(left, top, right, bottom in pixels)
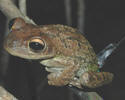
left=0, top=0, right=125, bottom=100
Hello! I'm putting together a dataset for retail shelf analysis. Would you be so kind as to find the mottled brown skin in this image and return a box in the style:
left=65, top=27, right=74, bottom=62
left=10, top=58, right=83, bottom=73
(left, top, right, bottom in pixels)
left=4, top=18, right=113, bottom=89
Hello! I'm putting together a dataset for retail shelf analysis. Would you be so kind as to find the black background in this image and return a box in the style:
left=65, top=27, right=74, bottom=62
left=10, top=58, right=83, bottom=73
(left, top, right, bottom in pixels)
left=0, top=0, right=125, bottom=100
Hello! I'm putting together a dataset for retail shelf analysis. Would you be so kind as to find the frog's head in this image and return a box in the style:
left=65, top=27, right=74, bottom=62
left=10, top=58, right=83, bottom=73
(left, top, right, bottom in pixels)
left=4, top=18, right=56, bottom=59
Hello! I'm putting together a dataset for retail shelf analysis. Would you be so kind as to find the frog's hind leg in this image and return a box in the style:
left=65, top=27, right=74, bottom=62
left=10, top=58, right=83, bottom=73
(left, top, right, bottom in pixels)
left=80, top=71, right=114, bottom=88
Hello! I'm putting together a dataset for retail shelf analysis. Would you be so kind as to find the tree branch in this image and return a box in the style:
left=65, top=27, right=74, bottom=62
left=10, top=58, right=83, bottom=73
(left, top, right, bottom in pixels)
left=0, top=0, right=35, bottom=24
left=0, top=86, right=18, bottom=100
left=97, top=36, right=125, bottom=68
left=0, top=0, right=16, bottom=79
left=19, top=0, right=27, bottom=16
left=68, top=87, right=103, bottom=100
left=64, top=0, right=72, bottom=26
left=77, top=0, right=85, bottom=33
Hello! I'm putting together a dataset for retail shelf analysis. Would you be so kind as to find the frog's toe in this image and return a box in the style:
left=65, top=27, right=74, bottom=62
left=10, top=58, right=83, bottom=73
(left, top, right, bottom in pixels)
left=80, top=71, right=114, bottom=88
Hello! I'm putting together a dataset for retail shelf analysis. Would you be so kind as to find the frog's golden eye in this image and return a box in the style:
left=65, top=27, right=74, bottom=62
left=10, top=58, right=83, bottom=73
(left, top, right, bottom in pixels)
left=29, top=38, right=45, bottom=52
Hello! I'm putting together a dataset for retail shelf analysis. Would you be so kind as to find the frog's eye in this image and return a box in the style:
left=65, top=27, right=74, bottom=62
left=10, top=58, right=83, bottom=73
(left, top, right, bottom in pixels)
left=8, top=18, right=16, bottom=30
left=29, top=38, right=45, bottom=52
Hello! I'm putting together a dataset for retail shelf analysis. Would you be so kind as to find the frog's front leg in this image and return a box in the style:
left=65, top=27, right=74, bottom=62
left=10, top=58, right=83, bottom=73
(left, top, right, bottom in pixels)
left=79, top=71, right=114, bottom=88
left=40, top=56, right=80, bottom=87
left=47, top=65, right=79, bottom=86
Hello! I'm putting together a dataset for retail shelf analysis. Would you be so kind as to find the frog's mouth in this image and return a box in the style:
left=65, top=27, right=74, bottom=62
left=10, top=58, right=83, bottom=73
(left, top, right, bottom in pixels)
left=40, top=59, right=65, bottom=73
left=45, top=67, right=64, bottom=73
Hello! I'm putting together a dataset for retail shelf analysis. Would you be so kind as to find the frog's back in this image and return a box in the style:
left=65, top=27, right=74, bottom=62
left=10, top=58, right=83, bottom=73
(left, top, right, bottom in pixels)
left=40, top=24, right=97, bottom=64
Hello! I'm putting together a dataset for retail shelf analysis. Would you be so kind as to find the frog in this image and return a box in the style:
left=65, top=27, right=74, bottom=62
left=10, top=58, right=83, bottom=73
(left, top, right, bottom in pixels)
left=4, top=18, right=113, bottom=89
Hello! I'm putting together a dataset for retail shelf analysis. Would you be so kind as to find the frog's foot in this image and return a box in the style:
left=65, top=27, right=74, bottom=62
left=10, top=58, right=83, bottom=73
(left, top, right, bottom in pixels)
left=47, top=66, right=78, bottom=86
left=80, top=71, right=114, bottom=88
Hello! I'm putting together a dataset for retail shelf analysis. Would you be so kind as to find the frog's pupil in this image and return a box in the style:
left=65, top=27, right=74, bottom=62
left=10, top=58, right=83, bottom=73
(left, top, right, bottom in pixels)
left=29, top=42, right=44, bottom=52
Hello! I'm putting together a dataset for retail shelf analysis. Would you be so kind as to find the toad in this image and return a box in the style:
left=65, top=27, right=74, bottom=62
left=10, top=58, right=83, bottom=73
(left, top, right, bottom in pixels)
left=4, top=18, right=113, bottom=89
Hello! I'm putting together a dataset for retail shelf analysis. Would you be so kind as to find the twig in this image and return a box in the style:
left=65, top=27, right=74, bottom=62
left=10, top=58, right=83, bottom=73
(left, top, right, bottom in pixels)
left=86, top=92, right=103, bottom=100
left=19, top=0, right=27, bottom=16
left=97, top=35, right=125, bottom=68
left=64, top=0, right=72, bottom=26
left=68, top=89, right=75, bottom=100
left=77, top=0, right=85, bottom=33
left=0, top=86, right=18, bottom=100
left=68, top=87, right=103, bottom=100
left=0, top=0, right=16, bottom=84
left=0, top=0, right=35, bottom=24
